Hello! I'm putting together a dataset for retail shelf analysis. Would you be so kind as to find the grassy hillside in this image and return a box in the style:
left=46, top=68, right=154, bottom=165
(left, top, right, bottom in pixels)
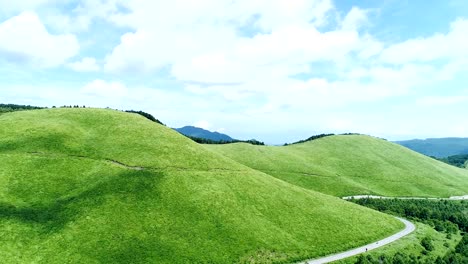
left=0, top=109, right=402, bottom=263
left=206, top=135, right=468, bottom=197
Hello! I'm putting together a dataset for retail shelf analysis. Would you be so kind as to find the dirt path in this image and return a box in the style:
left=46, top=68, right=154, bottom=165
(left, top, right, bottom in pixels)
left=300, top=217, right=415, bottom=264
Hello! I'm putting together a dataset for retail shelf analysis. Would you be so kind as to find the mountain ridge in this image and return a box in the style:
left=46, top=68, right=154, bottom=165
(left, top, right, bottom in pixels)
left=175, top=125, right=234, bottom=142
left=395, top=137, right=468, bottom=158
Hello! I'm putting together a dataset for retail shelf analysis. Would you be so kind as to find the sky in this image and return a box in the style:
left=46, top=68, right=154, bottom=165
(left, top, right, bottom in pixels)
left=1, top=0, right=468, bottom=144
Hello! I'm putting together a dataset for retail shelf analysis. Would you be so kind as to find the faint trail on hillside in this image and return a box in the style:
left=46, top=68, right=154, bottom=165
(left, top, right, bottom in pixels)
left=21, top=151, right=246, bottom=172
left=300, top=217, right=415, bottom=264
left=107, top=160, right=145, bottom=170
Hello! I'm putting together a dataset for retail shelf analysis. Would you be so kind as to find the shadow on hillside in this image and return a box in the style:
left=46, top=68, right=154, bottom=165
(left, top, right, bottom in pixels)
left=0, top=133, right=73, bottom=154
left=0, top=169, right=164, bottom=233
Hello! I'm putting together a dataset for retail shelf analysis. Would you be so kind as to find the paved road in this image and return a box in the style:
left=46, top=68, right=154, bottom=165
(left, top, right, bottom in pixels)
left=300, top=217, right=415, bottom=264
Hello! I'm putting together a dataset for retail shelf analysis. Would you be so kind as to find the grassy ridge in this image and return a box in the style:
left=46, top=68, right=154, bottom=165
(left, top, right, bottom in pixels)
left=206, top=135, right=468, bottom=197
left=0, top=109, right=402, bottom=263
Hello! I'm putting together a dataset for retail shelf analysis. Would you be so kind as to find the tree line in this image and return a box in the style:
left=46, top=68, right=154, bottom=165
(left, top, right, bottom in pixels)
left=284, top=133, right=362, bottom=146
left=436, top=154, right=468, bottom=168
left=186, top=135, right=264, bottom=146
left=350, top=198, right=468, bottom=263
left=0, top=103, right=44, bottom=114
left=125, top=110, right=164, bottom=125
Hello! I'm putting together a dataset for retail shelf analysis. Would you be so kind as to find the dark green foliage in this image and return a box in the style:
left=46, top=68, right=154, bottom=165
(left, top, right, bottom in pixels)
left=354, top=252, right=422, bottom=264
left=355, top=254, right=370, bottom=264
left=0, top=103, right=43, bottom=114
left=351, top=234, right=468, bottom=264
left=438, top=154, right=468, bottom=168
left=285, top=133, right=362, bottom=145
left=188, top=135, right=264, bottom=145
left=351, top=199, right=468, bottom=233
left=350, top=198, right=468, bottom=264
left=421, top=237, right=434, bottom=251
left=442, top=235, right=468, bottom=263
left=455, top=235, right=468, bottom=255
left=125, top=110, right=164, bottom=125
left=285, top=133, right=335, bottom=145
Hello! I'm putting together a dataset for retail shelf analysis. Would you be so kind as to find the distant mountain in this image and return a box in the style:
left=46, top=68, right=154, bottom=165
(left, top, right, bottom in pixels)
left=395, top=138, right=468, bottom=158
left=175, top=126, right=234, bottom=142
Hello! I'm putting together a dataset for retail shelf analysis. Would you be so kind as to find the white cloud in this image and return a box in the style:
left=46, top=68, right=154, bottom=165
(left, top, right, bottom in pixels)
left=37, top=0, right=121, bottom=33
left=341, top=7, right=369, bottom=31
left=104, top=0, right=359, bottom=82
left=193, top=120, right=212, bottom=130
left=436, top=58, right=468, bottom=80
left=416, top=95, right=468, bottom=107
left=81, top=79, right=128, bottom=98
left=0, top=0, right=53, bottom=13
left=0, top=11, right=79, bottom=67
left=68, top=57, right=100, bottom=72
left=380, top=18, right=468, bottom=64
left=2, top=1, right=468, bottom=143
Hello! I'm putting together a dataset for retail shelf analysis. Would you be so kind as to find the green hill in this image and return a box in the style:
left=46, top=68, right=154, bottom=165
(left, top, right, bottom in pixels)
left=0, top=109, right=402, bottom=263
left=206, top=135, right=468, bottom=198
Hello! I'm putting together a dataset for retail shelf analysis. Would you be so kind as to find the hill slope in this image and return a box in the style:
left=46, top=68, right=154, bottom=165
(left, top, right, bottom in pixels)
left=175, top=126, right=234, bottom=141
left=0, top=109, right=402, bottom=263
left=206, top=135, right=468, bottom=198
left=395, top=138, right=468, bottom=158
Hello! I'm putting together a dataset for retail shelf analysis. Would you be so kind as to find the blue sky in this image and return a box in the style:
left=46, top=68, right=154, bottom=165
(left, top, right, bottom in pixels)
left=1, top=0, right=468, bottom=144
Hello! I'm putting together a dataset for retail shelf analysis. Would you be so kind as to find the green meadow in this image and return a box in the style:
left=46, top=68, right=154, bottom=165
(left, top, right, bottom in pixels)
left=0, top=109, right=402, bottom=263
left=206, top=135, right=468, bottom=197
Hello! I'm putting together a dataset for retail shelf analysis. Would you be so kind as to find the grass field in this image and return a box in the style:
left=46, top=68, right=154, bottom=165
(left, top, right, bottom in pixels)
left=206, top=135, right=468, bottom=197
left=0, top=109, right=403, bottom=263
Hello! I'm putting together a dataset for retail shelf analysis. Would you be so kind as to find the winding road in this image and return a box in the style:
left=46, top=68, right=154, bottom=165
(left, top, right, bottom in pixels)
left=300, top=217, right=415, bottom=264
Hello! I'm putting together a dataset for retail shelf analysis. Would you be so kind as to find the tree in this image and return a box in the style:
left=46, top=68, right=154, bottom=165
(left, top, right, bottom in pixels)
left=125, top=110, right=164, bottom=125
left=421, top=236, right=434, bottom=252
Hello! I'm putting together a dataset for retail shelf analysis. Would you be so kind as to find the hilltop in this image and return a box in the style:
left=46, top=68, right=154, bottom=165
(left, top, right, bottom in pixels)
left=395, top=138, right=468, bottom=158
left=206, top=135, right=468, bottom=197
left=0, top=109, right=402, bottom=263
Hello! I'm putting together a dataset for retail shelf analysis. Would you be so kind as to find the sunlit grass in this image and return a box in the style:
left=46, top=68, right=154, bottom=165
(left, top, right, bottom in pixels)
left=207, top=135, right=468, bottom=197
left=0, top=109, right=402, bottom=263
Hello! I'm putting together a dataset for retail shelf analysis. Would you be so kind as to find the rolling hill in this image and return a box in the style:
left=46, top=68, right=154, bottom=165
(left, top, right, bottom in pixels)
left=206, top=135, right=468, bottom=198
left=0, top=109, right=402, bottom=263
left=395, top=138, right=468, bottom=158
left=175, top=126, right=234, bottom=142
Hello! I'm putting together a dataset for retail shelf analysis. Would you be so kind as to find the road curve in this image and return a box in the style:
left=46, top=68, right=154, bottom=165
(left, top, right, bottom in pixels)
left=300, top=217, right=415, bottom=264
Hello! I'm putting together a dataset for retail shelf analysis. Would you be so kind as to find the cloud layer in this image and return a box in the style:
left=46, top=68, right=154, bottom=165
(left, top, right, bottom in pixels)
left=0, top=11, right=79, bottom=67
left=0, top=1, right=468, bottom=143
